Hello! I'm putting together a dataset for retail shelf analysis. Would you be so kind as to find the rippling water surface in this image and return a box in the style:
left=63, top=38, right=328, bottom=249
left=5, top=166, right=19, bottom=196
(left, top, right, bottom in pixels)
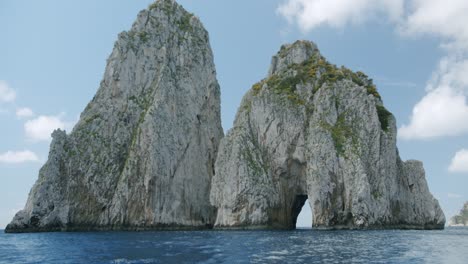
left=1, top=228, right=467, bottom=263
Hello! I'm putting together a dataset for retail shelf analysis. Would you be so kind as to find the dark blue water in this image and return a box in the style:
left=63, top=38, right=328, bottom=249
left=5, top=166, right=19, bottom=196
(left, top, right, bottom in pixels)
left=1, top=228, right=467, bottom=263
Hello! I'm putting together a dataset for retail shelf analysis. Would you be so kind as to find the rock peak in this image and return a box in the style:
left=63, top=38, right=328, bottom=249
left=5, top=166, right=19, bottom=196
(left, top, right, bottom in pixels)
left=6, top=0, right=223, bottom=233
left=147, top=0, right=193, bottom=18
left=211, top=40, right=445, bottom=231
left=148, top=0, right=178, bottom=10
left=269, top=40, right=319, bottom=76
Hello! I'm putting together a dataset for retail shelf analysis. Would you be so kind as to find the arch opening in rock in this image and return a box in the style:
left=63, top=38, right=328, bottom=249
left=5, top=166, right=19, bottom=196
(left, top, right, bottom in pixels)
left=291, top=195, right=310, bottom=229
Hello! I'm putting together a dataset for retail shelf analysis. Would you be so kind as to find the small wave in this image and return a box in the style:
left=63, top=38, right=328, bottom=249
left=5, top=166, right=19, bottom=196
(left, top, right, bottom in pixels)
left=264, top=256, right=285, bottom=260
left=269, top=250, right=289, bottom=255
left=111, top=258, right=158, bottom=264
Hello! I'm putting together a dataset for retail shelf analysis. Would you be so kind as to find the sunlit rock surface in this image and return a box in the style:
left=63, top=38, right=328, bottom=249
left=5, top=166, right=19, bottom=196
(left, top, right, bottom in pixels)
left=210, top=40, right=445, bottom=230
left=6, top=0, right=223, bottom=233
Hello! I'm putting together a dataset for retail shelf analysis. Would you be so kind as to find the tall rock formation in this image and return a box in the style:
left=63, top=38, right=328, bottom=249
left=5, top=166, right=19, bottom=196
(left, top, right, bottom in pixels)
left=6, top=0, right=223, bottom=232
left=210, top=41, right=445, bottom=230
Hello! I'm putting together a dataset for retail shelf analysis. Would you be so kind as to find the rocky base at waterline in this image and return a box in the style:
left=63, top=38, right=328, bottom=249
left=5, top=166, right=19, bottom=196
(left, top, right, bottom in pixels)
left=6, top=0, right=444, bottom=233
left=4, top=224, right=214, bottom=234
left=210, top=40, right=445, bottom=230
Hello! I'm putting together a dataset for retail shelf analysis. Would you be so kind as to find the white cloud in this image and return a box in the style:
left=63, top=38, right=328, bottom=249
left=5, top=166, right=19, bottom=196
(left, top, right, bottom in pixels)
left=24, top=114, right=68, bottom=142
left=403, top=0, right=468, bottom=51
left=449, top=149, right=468, bottom=173
left=400, top=56, right=468, bottom=139
left=0, top=150, right=39, bottom=164
left=277, top=0, right=468, bottom=140
left=0, top=80, right=16, bottom=103
left=399, top=86, right=468, bottom=140
left=16, top=107, right=34, bottom=119
left=277, top=0, right=404, bottom=32
left=398, top=0, right=468, bottom=140
left=277, top=0, right=468, bottom=41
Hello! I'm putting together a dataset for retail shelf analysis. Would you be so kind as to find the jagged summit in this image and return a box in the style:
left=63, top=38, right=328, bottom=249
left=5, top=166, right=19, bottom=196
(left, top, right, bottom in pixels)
left=250, top=40, right=383, bottom=118
left=269, top=40, right=320, bottom=76
left=146, top=0, right=201, bottom=32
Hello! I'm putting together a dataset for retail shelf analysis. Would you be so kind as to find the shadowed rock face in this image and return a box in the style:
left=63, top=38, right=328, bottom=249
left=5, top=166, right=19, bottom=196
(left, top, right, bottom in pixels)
left=210, top=40, right=445, bottom=230
left=6, top=0, right=223, bottom=233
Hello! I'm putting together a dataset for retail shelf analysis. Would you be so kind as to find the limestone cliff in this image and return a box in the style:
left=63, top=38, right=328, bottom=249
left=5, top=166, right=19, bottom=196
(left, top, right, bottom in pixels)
left=6, top=1, right=445, bottom=233
left=6, top=0, right=223, bottom=232
left=210, top=41, right=445, bottom=230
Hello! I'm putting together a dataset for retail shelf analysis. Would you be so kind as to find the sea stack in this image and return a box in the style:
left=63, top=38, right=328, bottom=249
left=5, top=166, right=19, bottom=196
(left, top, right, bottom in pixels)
left=210, top=40, right=445, bottom=230
left=6, top=0, right=223, bottom=232
left=7, top=1, right=445, bottom=233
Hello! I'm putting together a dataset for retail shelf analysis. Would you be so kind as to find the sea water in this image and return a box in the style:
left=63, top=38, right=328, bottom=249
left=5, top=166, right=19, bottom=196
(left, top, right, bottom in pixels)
left=0, top=227, right=467, bottom=263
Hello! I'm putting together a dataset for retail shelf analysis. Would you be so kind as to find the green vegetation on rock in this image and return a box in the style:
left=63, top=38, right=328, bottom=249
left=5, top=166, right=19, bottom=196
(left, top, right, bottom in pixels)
left=376, top=105, right=392, bottom=132
left=252, top=82, right=262, bottom=95
left=149, top=1, right=193, bottom=32
left=265, top=74, right=306, bottom=105
left=251, top=53, right=382, bottom=105
left=83, top=113, right=100, bottom=125
left=138, top=31, right=149, bottom=43
left=177, top=13, right=193, bottom=32
left=372, top=190, right=383, bottom=199
left=320, top=114, right=356, bottom=156
left=149, top=0, right=174, bottom=13
left=243, top=144, right=266, bottom=177
left=148, top=2, right=159, bottom=10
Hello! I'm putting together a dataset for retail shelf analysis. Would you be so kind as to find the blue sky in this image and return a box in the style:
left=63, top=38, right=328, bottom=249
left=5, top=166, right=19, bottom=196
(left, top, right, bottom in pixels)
left=0, top=0, right=467, bottom=228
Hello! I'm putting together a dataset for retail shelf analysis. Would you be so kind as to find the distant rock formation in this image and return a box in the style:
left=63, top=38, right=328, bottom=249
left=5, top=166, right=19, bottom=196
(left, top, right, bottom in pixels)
left=7, top=1, right=445, bottom=233
left=210, top=40, right=445, bottom=230
left=449, top=202, right=468, bottom=226
left=6, top=0, right=223, bottom=233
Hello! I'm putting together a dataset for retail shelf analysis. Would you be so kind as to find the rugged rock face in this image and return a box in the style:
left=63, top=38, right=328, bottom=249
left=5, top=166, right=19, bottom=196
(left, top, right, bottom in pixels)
left=6, top=0, right=223, bottom=233
left=210, top=40, right=445, bottom=230
left=6, top=0, right=445, bottom=233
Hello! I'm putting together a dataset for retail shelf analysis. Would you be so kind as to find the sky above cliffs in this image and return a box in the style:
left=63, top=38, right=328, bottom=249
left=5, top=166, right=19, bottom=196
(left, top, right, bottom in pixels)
left=0, top=0, right=467, bottom=228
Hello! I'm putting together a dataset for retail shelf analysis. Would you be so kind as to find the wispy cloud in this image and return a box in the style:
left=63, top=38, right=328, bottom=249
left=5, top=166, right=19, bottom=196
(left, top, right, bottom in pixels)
left=0, top=150, right=39, bottom=164
left=0, top=80, right=16, bottom=103
left=277, top=0, right=404, bottom=33
left=16, top=107, right=35, bottom=119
